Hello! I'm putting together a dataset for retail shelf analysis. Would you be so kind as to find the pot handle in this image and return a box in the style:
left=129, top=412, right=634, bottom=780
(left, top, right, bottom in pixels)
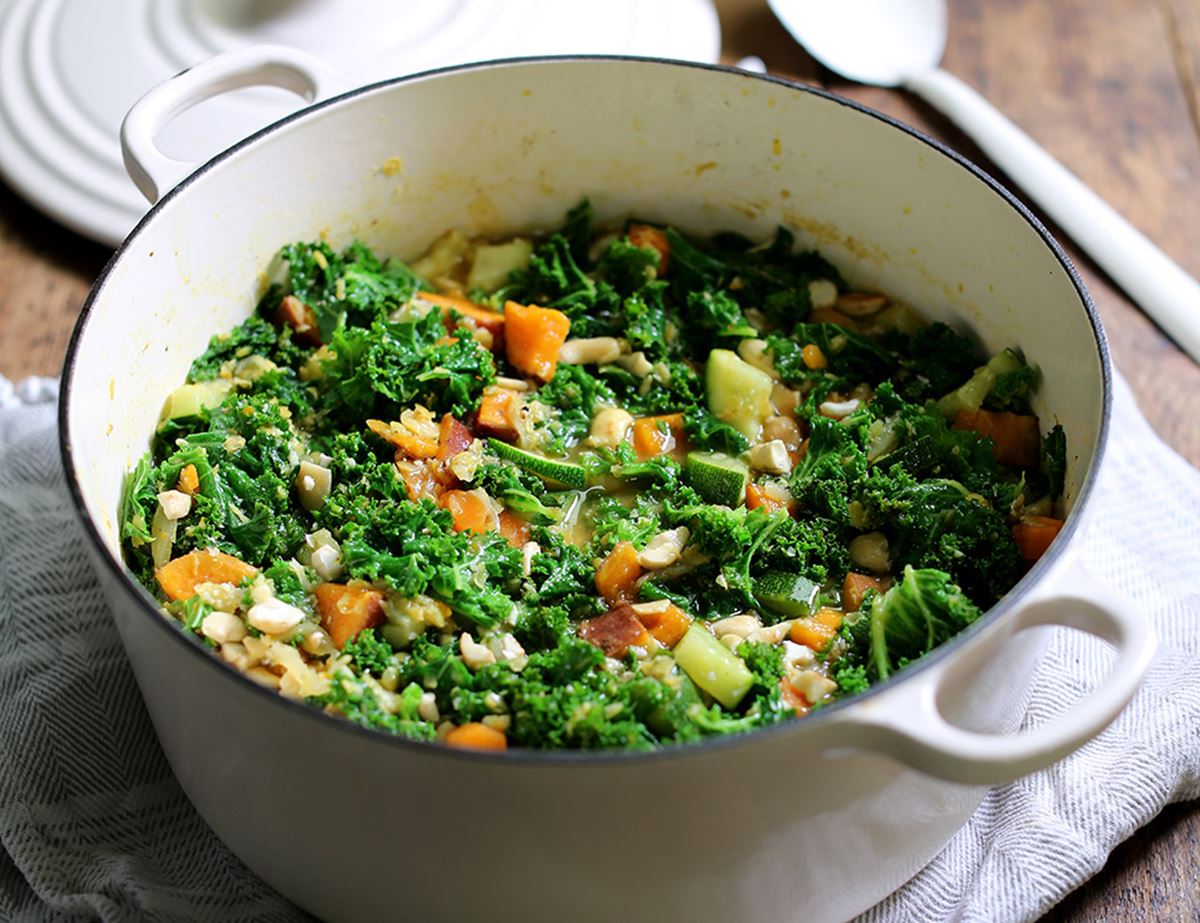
left=836, top=555, right=1156, bottom=785
left=120, top=44, right=353, bottom=204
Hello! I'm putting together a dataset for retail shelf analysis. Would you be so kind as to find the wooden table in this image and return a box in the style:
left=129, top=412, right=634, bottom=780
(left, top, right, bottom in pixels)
left=0, top=0, right=1196, bottom=918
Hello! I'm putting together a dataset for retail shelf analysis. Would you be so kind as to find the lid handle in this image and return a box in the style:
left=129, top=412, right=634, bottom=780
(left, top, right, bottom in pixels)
left=120, top=44, right=352, bottom=204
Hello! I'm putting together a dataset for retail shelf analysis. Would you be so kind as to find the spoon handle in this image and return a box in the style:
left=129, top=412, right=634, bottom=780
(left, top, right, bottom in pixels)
left=905, top=67, right=1200, bottom=365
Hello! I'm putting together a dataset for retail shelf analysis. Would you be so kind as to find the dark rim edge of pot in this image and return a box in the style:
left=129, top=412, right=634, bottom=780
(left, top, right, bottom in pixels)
left=57, top=54, right=1112, bottom=768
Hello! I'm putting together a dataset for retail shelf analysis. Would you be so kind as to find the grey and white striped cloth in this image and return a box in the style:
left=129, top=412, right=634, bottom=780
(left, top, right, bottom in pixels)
left=1, top=371, right=1197, bottom=923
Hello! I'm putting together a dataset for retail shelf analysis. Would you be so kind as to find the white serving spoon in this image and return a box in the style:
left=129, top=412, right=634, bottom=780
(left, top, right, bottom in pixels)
left=767, top=0, right=1200, bottom=364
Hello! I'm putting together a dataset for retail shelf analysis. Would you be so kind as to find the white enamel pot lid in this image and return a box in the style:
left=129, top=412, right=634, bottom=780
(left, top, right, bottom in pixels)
left=0, top=0, right=719, bottom=245
left=60, top=53, right=1154, bottom=785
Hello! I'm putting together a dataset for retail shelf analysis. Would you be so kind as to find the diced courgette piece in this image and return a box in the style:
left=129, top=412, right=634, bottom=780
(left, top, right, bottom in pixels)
left=411, top=229, right=470, bottom=281
left=673, top=624, right=754, bottom=709
left=753, top=572, right=820, bottom=619
left=865, top=417, right=901, bottom=463
left=161, top=380, right=234, bottom=422
left=870, top=303, right=923, bottom=335
left=467, top=239, right=533, bottom=292
left=487, top=438, right=586, bottom=489
left=937, top=348, right=1025, bottom=419
left=646, top=671, right=704, bottom=737
left=684, top=451, right=749, bottom=507
left=705, top=348, right=774, bottom=441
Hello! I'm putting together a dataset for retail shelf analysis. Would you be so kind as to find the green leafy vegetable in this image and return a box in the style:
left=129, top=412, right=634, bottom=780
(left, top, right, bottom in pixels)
left=120, top=204, right=1063, bottom=753
left=869, top=566, right=982, bottom=679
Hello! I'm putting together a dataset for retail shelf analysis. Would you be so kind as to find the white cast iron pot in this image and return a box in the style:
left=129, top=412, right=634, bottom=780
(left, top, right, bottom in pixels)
left=61, top=49, right=1155, bottom=923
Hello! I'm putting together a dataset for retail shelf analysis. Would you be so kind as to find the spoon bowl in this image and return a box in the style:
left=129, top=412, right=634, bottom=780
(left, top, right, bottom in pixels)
left=767, top=0, right=946, bottom=86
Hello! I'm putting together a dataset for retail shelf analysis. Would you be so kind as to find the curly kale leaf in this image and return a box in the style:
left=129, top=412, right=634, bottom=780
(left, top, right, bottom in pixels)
left=342, top=628, right=395, bottom=676
left=277, top=240, right=422, bottom=339
left=505, top=230, right=621, bottom=337
left=985, top=362, right=1038, bottom=413
left=514, top=604, right=572, bottom=653
left=683, top=407, right=750, bottom=455
left=789, top=412, right=870, bottom=524
left=581, top=442, right=683, bottom=493
left=769, top=323, right=895, bottom=391
left=469, top=461, right=563, bottom=523
left=399, top=636, right=475, bottom=712
left=621, top=286, right=671, bottom=357
left=597, top=237, right=661, bottom=293
left=138, top=392, right=309, bottom=568
left=320, top=311, right=495, bottom=419
left=338, top=511, right=519, bottom=629
left=682, top=289, right=755, bottom=340
left=1041, top=424, right=1067, bottom=501
left=663, top=224, right=841, bottom=331
left=864, top=382, right=1013, bottom=503
left=120, top=455, right=158, bottom=549
left=310, top=670, right=434, bottom=740
left=832, top=663, right=871, bottom=696
left=587, top=491, right=665, bottom=551
left=707, top=227, right=845, bottom=328
left=600, top=357, right=703, bottom=415
left=525, top=536, right=600, bottom=616
left=885, top=322, right=980, bottom=402
left=784, top=383, right=1023, bottom=605
left=664, top=504, right=787, bottom=611
left=262, top=560, right=311, bottom=610
left=534, top=364, right=616, bottom=453
left=737, top=640, right=786, bottom=698
left=561, top=198, right=595, bottom=266
left=339, top=247, right=424, bottom=326
left=753, top=516, right=850, bottom=596
left=189, top=315, right=307, bottom=382
left=318, top=464, right=520, bottom=628
left=857, top=467, right=1022, bottom=607
left=451, top=638, right=720, bottom=750
left=663, top=227, right=733, bottom=297
left=869, top=566, right=982, bottom=679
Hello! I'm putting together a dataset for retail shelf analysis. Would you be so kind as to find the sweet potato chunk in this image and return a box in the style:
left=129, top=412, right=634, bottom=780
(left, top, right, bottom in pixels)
left=595, top=541, right=643, bottom=604
left=367, top=419, right=439, bottom=459
left=789, top=607, right=845, bottom=652
left=439, top=489, right=491, bottom=534
left=953, top=409, right=1041, bottom=469
left=437, top=414, right=474, bottom=461
left=156, top=549, right=257, bottom=602
left=842, top=572, right=891, bottom=613
left=445, top=722, right=508, bottom=751
left=1012, top=516, right=1064, bottom=563
left=580, top=605, right=652, bottom=658
left=628, top=224, right=670, bottom=276
left=633, top=601, right=691, bottom=648
left=314, top=583, right=385, bottom=649
left=632, top=414, right=686, bottom=460
left=418, top=291, right=506, bottom=339
left=475, top=389, right=520, bottom=442
left=498, top=510, right=530, bottom=547
left=504, top=301, right=571, bottom=381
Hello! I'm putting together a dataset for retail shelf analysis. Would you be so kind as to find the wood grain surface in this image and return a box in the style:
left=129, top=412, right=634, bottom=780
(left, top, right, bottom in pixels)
left=0, top=0, right=1196, bottom=919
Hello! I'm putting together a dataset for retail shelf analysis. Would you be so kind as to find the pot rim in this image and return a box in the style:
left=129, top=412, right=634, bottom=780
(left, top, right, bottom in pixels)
left=58, top=54, right=1112, bottom=768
